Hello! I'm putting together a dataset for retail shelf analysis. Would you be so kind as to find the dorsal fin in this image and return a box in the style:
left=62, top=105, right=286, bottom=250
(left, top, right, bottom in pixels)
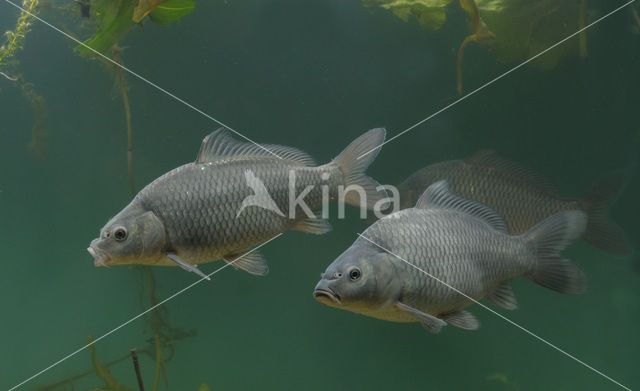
left=415, top=180, right=508, bottom=232
left=464, top=150, right=556, bottom=194
left=196, top=128, right=317, bottom=166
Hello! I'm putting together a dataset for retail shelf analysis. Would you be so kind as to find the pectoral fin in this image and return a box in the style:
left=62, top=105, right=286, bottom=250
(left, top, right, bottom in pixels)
left=224, top=250, right=269, bottom=276
left=396, top=302, right=446, bottom=333
left=167, top=253, right=211, bottom=280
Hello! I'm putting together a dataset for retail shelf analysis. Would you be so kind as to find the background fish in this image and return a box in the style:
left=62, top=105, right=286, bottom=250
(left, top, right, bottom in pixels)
left=314, top=181, right=587, bottom=333
left=396, top=150, right=630, bottom=256
left=88, top=127, right=387, bottom=278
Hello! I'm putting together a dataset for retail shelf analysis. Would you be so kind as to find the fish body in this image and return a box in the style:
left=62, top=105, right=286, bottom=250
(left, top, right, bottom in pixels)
left=314, top=181, right=587, bottom=333
left=136, top=158, right=342, bottom=266
left=397, top=150, right=629, bottom=255
left=88, top=127, right=387, bottom=277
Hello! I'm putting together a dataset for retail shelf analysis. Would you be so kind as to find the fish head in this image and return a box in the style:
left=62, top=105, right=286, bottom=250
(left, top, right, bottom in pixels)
left=88, top=203, right=166, bottom=267
left=314, top=241, right=403, bottom=312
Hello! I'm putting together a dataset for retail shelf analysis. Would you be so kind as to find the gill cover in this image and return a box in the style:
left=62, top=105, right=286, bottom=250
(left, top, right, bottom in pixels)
left=98, top=204, right=166, bottom=264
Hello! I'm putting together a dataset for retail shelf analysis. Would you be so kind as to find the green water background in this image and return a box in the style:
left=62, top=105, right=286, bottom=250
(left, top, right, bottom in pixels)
left=1, top=0, right=639, bottom=390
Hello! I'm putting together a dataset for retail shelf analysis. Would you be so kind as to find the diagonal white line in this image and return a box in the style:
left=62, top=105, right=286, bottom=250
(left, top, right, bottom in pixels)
left=357, top=0, right=638, bottom=160
left=2, top=0, right=282, bottom=159
left=356, top=233, right=631, bottom=391
left=7, top=233, right=283, bottom=391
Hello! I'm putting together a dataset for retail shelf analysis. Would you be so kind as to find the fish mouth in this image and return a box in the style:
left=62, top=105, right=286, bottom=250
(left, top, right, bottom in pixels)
left=88, top=241, right=111, bottom=267
left=313, top=288, right=342, bottom=305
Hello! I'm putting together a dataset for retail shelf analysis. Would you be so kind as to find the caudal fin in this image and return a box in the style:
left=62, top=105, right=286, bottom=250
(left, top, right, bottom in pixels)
left=524, top=211, right=588, bottom=294
left=581, top=173, right=631, bottom=256
left=332, top=128, right=388, bottom=210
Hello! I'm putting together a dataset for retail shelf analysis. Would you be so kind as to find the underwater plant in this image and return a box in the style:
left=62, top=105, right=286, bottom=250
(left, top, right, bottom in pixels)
left=1, top=0, right=50, bottom=159
left=1, top=2, right=204, bottom=389
left=75, top=0, right=195, bottom=57
left=486, top=372, right=521, bottom=391
left=362, top=0, right=593, bottom=93
left=0, top=0, right=38, bottom=72
left=34, top=267, right=198, bottom=391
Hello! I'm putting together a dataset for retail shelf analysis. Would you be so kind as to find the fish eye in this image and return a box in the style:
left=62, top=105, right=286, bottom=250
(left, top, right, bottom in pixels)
left=113, top=227, right=128, bottom=242
left=348, top=267, right=361, bottom=281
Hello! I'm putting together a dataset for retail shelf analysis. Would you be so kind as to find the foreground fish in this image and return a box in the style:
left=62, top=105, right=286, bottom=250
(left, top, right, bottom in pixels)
left=88, top=127, right=387, bottom=278
left=314, top=181, right=587, bottom=333
left=397, top=150, right=629, bottom=255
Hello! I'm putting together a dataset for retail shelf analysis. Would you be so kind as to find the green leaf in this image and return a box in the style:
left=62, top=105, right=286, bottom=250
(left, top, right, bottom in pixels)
left=198, top=383, right=210, bottom=391
left=148, top=0, right=195, bottom=25
left=75, top=0, right=136, bottom=57
left=362, top=0, right=453, bottom=31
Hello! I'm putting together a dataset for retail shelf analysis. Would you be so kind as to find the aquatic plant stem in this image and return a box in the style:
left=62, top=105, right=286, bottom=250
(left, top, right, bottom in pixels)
left=89, top=336, right=135, bottom=391
left=144, top=267, right=168, bottom=391
left=456, top=35, right=475, bottom=95
left=153, top=334, right=163, bottom=391
left=34, top=353, right=132, bottom=390
left=631, top=4, right=640, bottom=27
left=131, top=349, right=145, bottom=391
left=112, top=44, right=135, bottom=195
left=456, top=0, right=495, bottom=95
left=578, top=0, right=588, bottom=59
left=21, top=80, right=48, bottom=159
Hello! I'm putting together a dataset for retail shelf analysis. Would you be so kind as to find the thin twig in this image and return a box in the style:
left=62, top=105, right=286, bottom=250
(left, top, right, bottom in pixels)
left=131, top=349, right=145, bottom=391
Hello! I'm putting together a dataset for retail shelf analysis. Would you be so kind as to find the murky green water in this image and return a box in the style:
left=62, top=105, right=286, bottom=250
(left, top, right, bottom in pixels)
left=1, top=1, right=639, bottom=390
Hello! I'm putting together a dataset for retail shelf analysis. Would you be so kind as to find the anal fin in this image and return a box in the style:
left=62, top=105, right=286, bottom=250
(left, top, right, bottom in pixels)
left=167, top=253, right=211, bottom=280
left=396, top=302, right=446, bottom=333
left=224, top=249, right=269, bottom=276
left=440, top=310, right=480, bottom=330
left=292, top=216, right=332, bottom=234
left=486, top=281, right=518, bottom=310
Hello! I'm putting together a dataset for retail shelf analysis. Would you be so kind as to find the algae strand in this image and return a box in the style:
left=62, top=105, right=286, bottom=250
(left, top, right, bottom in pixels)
left=22, top=81, right=48, bottom=160
left=111, top=44, right=135, bottom=195
left=88, top=336, right=135, bottom=391
left=143, top=267, right=169, bottom=391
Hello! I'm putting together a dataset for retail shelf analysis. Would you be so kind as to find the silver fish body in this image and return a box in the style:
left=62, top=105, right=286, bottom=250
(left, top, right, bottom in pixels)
left=397, top=150, right=629, bottom=255
left=314, top=181, right=588, bottom=333
left=136, top=158, right=343, bottom=265
left=88, top=127, right=387, bottom=277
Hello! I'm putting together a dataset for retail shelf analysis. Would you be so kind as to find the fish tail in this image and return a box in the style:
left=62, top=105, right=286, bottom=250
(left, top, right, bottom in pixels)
left=524, top=210, right=588, bottom=294
left=580, top=172, right=631, bottom=256
left=331, top=128, right=388, bottom=209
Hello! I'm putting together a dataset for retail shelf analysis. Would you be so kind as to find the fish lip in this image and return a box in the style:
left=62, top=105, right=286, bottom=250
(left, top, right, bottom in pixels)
left=313, top=287, right=342, bottom=305
left=87, top=243, right=110, bottom=267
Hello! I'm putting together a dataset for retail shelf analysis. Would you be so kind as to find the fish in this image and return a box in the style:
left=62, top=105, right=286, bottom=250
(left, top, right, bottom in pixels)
left=314, top=180, right=587, bottom=333
left=88, top=127, right=388, bottom=279
left=396, top=150, right=630, bottom=256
